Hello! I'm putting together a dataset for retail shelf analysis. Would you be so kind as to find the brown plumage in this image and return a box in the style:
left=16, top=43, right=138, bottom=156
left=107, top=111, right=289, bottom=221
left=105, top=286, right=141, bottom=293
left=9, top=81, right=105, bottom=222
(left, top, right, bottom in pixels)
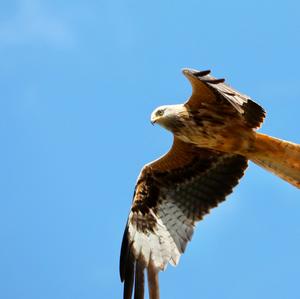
left=120, top=68, right=300, bottom=299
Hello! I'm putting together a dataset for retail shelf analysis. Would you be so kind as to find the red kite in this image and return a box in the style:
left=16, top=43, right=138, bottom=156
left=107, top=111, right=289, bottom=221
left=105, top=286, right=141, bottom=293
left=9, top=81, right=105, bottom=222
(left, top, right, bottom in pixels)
left=120, top=69, right=300, bottom=299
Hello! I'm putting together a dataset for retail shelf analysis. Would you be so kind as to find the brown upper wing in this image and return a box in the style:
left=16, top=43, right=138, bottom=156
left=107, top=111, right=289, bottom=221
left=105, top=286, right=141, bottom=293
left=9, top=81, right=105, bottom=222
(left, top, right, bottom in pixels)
left=120, top=138, right=248, bottom=299
left=182, top=68, right=266, bottom=129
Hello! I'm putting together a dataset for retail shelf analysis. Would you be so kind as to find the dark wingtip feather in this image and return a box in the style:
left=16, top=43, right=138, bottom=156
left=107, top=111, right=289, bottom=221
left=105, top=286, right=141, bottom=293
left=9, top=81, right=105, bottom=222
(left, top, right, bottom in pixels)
left=134, top=262, right=145, bottom=299
left=243, top=99, right=266, bottom=128
left=120, top=225, right=135, bottom=299
left=121, top=223, right=144, bottom=299
left=147, top=263, right=160, bottom=299
left=204, top=78, right=225, bottom=84
left=182, top=68, right=211, bottom=77
left=193, top=70, right=211, bottom=77
left=120, top=225, right=130, bottom=282
left=123, top=257, right=135, bottom=299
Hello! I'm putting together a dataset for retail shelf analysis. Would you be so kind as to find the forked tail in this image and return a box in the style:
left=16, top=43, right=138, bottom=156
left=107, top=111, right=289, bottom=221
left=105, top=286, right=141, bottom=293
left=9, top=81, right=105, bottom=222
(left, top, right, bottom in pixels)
left=248, top=133, right=300, bottom=188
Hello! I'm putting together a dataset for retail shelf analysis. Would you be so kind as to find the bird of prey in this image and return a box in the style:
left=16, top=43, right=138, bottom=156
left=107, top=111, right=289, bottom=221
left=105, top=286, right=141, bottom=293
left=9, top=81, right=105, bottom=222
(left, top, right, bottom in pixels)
left=120, top=68, right=300, bottom=299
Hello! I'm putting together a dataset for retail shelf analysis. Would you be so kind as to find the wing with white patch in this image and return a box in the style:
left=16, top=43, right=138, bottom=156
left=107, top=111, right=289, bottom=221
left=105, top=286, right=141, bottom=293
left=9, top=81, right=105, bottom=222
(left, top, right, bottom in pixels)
left=120, top=138, right=248, bottom=299
left=182, top=68, right=265, bottom=129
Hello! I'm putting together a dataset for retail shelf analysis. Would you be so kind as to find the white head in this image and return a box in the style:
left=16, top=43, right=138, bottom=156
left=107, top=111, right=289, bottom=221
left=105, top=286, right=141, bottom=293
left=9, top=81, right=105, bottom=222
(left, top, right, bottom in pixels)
left=150, top=104, right=187, bottom=131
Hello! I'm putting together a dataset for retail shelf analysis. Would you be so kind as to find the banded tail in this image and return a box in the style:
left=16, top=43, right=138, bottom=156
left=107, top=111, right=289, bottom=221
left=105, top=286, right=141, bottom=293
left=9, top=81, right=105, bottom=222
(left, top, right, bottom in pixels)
left=248, top=133, right=300, bottom=188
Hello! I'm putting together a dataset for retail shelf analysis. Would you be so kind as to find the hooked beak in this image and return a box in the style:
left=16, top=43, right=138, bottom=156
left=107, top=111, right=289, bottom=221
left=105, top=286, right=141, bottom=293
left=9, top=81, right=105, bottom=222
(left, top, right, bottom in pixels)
left=150, top=116, right=159, bottom=125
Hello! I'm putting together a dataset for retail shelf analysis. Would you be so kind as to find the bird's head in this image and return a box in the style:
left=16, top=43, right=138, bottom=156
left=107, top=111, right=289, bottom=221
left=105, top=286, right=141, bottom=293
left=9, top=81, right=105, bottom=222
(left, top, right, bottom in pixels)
left=150, top=104, right=187, bottom=131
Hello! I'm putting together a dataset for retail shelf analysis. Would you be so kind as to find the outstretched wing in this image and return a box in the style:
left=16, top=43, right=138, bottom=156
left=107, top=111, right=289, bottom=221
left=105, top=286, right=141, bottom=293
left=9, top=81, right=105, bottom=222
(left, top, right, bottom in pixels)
left=120, top=138, right=248, bottom=299
left=182, top=68, right=265, bottom=129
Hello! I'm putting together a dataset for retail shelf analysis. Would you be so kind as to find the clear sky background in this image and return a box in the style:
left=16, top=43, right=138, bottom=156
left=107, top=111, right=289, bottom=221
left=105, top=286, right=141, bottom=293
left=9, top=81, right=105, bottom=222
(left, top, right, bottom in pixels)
left=1, top=1, right=300, bottom=298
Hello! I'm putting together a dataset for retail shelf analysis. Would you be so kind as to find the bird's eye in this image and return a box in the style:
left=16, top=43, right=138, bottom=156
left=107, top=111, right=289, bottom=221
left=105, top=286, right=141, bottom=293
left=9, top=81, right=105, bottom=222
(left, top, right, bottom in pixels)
left=156, top=109, right=164, bottom=116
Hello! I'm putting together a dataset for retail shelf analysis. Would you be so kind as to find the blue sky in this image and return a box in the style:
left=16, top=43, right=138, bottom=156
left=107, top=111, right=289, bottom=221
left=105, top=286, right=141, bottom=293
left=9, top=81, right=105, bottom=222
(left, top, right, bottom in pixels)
left=1, top=0, right=300, bottom=298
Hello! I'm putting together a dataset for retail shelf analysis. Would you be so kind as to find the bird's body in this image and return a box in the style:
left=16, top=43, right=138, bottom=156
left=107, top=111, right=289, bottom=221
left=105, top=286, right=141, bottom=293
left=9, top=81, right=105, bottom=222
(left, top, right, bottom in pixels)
left=152, top=103, right=256, bottom=154
left=120, top=68, right=300, bottom=299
